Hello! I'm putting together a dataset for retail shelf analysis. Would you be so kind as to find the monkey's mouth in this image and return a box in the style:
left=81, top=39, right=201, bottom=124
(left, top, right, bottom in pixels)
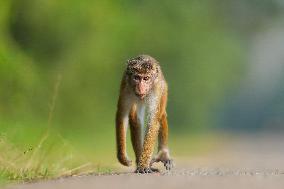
left=135, top=93, right=146, bottom=99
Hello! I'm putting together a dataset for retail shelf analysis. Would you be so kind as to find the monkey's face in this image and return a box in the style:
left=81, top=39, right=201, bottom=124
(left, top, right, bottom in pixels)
left=131, top=74, right=153, bottom=100
left=126, top=55, right=159, bottom=99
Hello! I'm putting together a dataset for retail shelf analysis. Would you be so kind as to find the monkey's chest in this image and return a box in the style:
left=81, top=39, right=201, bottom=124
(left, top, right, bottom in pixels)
left=136, top=103, right=146, bottom=127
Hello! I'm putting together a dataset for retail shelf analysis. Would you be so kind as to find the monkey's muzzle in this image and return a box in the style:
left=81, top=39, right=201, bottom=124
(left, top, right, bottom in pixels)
left=135, top=93, right=146, bottom=100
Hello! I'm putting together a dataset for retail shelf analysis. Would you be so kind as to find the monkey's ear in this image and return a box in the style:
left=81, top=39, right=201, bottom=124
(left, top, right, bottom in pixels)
left=156, top=67, right=159, bottom=74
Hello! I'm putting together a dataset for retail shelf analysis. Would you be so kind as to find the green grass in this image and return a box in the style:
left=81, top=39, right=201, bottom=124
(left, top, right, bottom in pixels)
left=0, top=133, right=92, bottom=182
left=0, top=74, right=111, bottom=184
left=0, top=128, right=222, bottom=185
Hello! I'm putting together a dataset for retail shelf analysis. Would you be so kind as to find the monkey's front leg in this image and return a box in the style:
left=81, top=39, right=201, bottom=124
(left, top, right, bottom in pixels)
left=116, top=112, right=132, bottom=166
left=136, top=119, right=160, bottom=174
left=116, top=97, right=132, bottom=167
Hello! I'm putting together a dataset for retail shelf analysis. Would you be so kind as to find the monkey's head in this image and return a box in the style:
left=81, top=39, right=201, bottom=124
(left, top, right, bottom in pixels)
left=126, top=55, right=160, bottom=100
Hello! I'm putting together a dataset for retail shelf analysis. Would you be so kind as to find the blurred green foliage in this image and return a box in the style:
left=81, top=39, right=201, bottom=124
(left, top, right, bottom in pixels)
left=0, top=0, right=246, bottom=178
left=1, top=0, right=244, bottom=130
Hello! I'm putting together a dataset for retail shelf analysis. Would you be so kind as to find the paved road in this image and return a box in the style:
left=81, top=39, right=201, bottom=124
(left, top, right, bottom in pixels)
left=7, top=134, right=284, bottom=189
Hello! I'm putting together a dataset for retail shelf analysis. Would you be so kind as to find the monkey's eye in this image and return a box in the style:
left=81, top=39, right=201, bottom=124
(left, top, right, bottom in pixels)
left=143, top=76, right=150, bottom=81
left=133, top=75, right=140, bottom=81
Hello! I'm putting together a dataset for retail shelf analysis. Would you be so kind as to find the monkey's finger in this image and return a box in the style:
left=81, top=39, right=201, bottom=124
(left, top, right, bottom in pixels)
left=145, top=168, right=153, bottom=174
left=164, top=159, right=174, bottom=171
left=135, top=167, right=153, bottom=174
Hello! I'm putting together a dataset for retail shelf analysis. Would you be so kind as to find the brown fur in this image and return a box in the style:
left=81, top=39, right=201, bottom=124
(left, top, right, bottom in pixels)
left=129, top=104, right=142, bottom=165
left=116, top=55, right=172, bottom=173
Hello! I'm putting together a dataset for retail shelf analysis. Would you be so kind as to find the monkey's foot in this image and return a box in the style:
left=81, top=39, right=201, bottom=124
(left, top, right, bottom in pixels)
left=151, top=158, right=174, bottom=170
left=151, top=149, right=174, bottom=170
left=135, top=167, right=159, bottom=174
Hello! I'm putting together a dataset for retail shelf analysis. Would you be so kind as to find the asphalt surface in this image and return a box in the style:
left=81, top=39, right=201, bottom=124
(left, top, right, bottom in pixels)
left=7, top=134, right=284, bottom=189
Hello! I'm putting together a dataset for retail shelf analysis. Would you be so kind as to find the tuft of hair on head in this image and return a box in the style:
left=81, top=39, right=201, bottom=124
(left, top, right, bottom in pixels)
left=126, top=55, right=159, bottom=75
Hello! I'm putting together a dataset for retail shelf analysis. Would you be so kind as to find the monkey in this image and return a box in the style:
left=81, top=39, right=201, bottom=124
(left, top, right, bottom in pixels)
left=115, top=54, right=173, bottom=173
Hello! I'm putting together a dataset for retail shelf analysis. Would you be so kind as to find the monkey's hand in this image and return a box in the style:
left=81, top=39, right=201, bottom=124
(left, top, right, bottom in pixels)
left=150, top=149, right=174, bottom=170
left=117, top=154, right=132, bottom=167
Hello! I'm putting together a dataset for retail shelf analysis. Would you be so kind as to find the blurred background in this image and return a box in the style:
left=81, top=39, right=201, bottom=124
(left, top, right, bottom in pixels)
left=1, top=0, right=284, bottom=181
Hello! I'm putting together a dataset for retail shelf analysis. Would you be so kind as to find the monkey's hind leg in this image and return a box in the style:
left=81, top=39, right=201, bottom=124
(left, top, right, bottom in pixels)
left=129, top=105, right=142, bottom=166
left=151, top=113, right=173, bottom=170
